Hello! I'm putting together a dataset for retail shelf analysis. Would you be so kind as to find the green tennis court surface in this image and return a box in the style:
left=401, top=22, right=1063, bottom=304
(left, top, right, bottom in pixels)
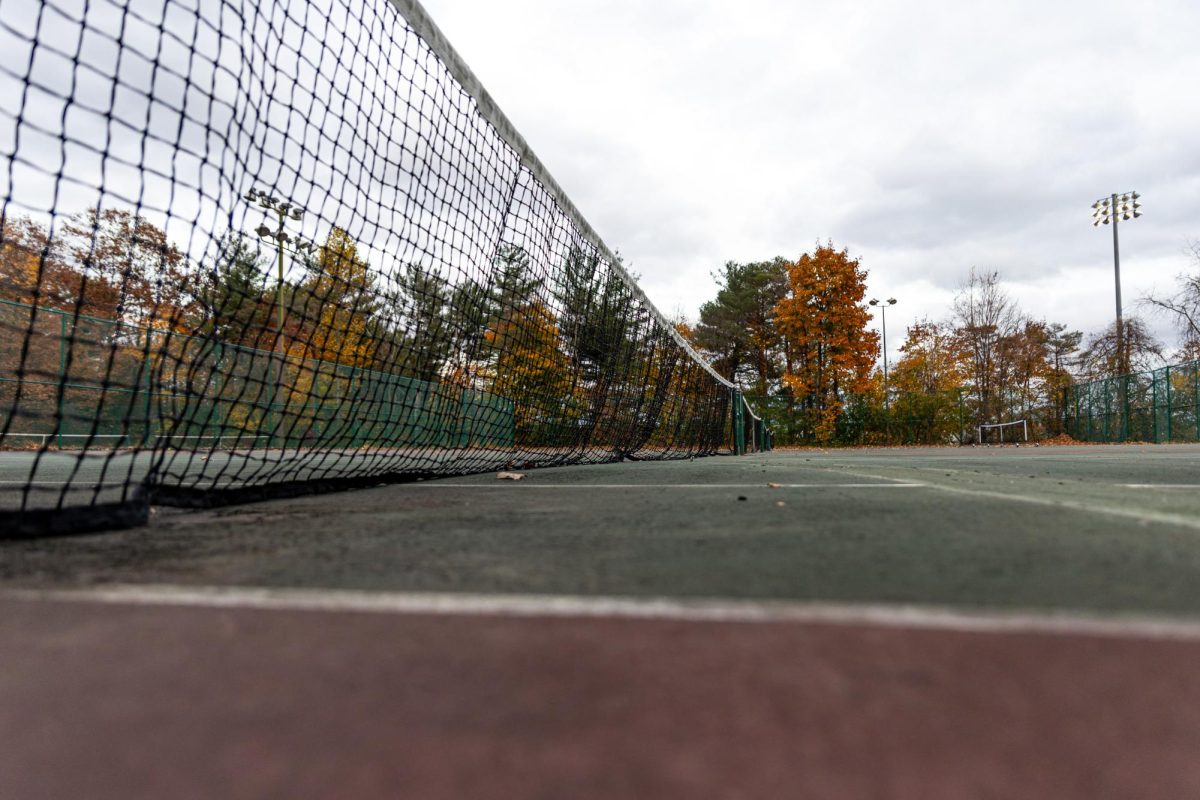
left=5, top=445, right=1200, bottom=615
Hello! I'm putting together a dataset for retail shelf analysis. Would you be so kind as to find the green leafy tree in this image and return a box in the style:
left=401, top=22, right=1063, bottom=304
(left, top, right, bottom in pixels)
left=197, top=232, right=270, bottom=345
left=556, top=248, right=642, bottom=443
left=693, top=258, right=789, bottom=394
left=394, top=262, right=454, bottom=382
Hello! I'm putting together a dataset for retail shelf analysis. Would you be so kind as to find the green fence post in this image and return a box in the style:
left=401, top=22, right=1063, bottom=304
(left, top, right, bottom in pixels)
left=1118, top=376, right=1128, bottom=443
left=310, top=370, right=320, bottom=443
left=212, top=343, right=223, bottom=442
left=267, top=350, right=277, bottom=449
left=56, top=311, right=66, bottom=448
left=348, top=365, right=361, bottom=448
left=1087, top=385, right=1093, bottom=441
left=1103, top=381, right=1110, bottom=442
left=1075, top=386, right=1084, bottom=438
left=143, top=327, right=153, bottom=446
left=957, top=390, right=964, bottom=445
left=1149, top=372, right=1155, bottom=443
left=1165, top=366, right=1172, bottom=442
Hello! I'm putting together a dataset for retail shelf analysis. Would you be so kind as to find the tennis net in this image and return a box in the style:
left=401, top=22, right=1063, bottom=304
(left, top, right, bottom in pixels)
left=0, top=0, right=758, bottom=534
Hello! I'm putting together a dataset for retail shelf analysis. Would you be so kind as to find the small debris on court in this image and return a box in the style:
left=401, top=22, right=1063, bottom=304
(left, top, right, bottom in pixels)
left=496, top=472, right=525, bottom=481
left=767, top=482, right=783, bottom=489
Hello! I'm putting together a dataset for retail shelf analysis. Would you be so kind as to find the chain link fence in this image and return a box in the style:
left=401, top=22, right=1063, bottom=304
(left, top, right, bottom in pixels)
left=1065, top=361, right=1200, bottom=443
left=1, top=299, right=514, bottom=451
left=750, top=389, right=1066, bottom=447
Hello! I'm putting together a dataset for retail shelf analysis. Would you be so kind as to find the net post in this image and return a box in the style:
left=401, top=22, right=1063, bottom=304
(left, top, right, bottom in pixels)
left=732, top=389, right=745, bottom=455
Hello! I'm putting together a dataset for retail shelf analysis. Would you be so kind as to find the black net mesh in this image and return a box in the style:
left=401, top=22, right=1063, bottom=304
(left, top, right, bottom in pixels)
left=0, top=0, right=739, bottom=534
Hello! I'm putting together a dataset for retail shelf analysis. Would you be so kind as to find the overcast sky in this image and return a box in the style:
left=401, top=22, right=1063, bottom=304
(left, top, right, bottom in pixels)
left=420, top=0, right=1200, bottom=360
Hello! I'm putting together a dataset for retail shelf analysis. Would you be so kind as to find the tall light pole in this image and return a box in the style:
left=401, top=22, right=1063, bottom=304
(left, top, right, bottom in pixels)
left=1091, top=191, right=1142, bottom=377
left=244, top=187, right=316, bottom=446
left=869, top=297, right=897, bottom=410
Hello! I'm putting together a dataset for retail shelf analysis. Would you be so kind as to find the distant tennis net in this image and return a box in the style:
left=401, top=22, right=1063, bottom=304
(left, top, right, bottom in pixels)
left=0, top=0, right=763, bottom=534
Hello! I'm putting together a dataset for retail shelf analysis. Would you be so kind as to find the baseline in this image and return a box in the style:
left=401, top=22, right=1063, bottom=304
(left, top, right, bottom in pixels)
left=8, top=584, right=1200, bottom=642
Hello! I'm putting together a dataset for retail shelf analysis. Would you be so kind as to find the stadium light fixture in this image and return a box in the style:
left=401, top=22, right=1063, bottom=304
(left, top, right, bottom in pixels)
left=869, top=297, right=898, bottom=410
left=245, top=187, right=314, bottom=447
left=1092, top=191, right=1142, bottom=377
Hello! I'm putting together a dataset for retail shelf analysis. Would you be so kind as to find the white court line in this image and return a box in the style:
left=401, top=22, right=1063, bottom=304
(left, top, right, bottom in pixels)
left=0, top=482, right=117, bottom=489
left=6, top=584, right=1200, bottom=642
left=1122, top=484, right=1200, bottom=489
left=808, top=465, right=1200, bottom=531
left=418, top=482, right=927, bottom=489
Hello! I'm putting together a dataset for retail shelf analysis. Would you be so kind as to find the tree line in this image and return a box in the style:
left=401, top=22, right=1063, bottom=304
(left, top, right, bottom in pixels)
left=0, top=209, right=723, bottom=450
left=687, top=240, right=1196, bottom=444
left=8, top=208, right=1198, bottom=449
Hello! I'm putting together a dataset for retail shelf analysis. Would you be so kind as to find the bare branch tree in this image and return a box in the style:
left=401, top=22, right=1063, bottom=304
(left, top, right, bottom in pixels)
left=1077, top=316, right=1165, bottom=379
left=951, top=268, right=1020, bottom=423
left=1140, top=239, right=1200, bottom=360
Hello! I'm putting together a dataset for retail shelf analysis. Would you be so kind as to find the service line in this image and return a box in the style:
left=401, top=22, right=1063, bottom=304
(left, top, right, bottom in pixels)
left=416, top=482, right=927, bottom=489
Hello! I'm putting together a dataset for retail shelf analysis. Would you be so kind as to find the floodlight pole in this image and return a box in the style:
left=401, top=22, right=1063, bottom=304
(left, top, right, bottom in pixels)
left=1110, top=193, right=1124, bottom=376
left=869, top=298, right=897, bottom=411
left=244, top=188, right=313, bottom=448
left=1092, top=191, right=1141, bottom=378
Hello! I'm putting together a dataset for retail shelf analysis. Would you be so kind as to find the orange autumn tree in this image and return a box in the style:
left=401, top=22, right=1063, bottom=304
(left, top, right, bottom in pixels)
left=300, top=227, right=378, bottom=369
left=773, top=243, right=878, bottom=442
left=886, top=318, right=967, bottom=443
left=891, top=318, right=964, bottom=395
left=490, top=299, right=576, bottom=444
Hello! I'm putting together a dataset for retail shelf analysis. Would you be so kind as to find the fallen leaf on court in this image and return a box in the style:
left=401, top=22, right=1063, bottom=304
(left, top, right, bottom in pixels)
left=496, top=472, right=525, bottom=481
left=767, top=482, right=783, bottom=488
